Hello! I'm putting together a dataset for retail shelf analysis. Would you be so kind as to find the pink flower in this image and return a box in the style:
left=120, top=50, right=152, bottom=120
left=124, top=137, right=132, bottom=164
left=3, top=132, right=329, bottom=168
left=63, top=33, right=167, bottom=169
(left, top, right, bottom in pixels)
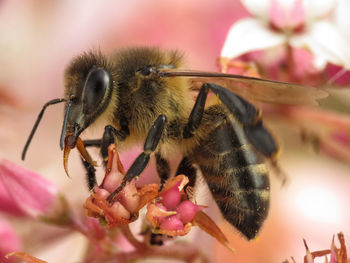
left=84, top=145, right=158, bottom=228
left=84, top=145, right=234, bottom=252
left=0, top=159, right=59, bottom=218
left=146, top=175, right=235, bottom=252
left=300, top=233, right=349, bottom=263
left=221, top=0, right=350, bottom=72
left=146, top=175, right=201, bottom=236
left=0, top=218, right=21, bottom=263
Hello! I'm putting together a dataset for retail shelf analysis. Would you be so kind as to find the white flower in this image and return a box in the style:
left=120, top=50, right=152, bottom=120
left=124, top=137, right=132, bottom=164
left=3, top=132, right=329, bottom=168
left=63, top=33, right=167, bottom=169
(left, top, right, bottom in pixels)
left=221, top=0, right=350, bottom=70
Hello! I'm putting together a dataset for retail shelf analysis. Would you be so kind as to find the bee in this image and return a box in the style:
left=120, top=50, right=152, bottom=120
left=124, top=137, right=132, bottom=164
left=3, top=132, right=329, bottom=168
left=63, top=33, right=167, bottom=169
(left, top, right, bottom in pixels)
left=21, top=47, right=325, bottom=240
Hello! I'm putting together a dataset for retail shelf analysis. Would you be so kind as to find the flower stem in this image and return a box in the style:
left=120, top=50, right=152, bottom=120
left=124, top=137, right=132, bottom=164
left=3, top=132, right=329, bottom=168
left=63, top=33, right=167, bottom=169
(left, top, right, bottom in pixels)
left=120, top=225, right=147, bottom=251
left=92, top=242, right=209, bottom=263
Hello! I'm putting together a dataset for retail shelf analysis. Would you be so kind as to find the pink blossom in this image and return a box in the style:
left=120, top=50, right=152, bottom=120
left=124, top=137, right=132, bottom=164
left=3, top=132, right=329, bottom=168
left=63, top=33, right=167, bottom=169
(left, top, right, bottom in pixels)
left=269, top=0, right=305, bottom=30
left=0, top=159, right=58, bottom=218
left=146, top=174, right=234, bottom=252
left=146, top=174, right=202, bottom=236
left=300, top=233, right=349, bottom=263
left=221, top=0, right=350, bottom=73
left=0, top=218, right=21, bottom=263
left=84, top=145, right=158, bottom=228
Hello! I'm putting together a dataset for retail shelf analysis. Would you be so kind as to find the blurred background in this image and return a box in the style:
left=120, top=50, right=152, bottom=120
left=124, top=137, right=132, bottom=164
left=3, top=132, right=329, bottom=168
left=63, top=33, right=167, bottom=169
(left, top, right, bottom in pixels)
left=0, top=0, right=349, bottom=262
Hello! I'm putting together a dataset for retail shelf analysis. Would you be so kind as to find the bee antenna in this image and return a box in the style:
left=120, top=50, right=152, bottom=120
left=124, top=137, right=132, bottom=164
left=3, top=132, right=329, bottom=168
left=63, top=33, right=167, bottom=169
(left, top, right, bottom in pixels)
left=59, top=98, right=73, bottom=150
left=22, top=98, right=66, bottom=160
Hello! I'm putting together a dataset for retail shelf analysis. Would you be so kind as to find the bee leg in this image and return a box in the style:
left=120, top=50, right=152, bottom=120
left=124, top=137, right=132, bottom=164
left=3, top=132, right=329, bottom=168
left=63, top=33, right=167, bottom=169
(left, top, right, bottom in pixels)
left=183, top=84, right=209, bottom=138
left=83, top=139, right=101, bottom=148
left=204, top=83, right=285, bottom=182
left=75, top=139, right=101, bottom=190
left=107, top=115, right=167, bottom=203
left=176, top=157, right=197, bottom=198
left=176, top=157, right=196, bottom=187
left=81, top=157, right=97, bottom=190
left=243, top=120, right=279, bottom=158
left=183, top=82, right=259, bottom=138
left=191, top=83, right=278, bottom=157
left=155, top=153, right=170, bottom=191
left=203, top=83, right=260, bottom=125
left=101, top=124, right=129, bottom=162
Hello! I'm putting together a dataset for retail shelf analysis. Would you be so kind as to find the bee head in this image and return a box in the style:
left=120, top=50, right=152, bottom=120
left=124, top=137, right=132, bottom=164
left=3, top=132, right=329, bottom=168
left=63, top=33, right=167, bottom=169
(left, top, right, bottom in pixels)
left=62, top=51, right=116, bottom=149
left=21, top=50, right=117, bottom=161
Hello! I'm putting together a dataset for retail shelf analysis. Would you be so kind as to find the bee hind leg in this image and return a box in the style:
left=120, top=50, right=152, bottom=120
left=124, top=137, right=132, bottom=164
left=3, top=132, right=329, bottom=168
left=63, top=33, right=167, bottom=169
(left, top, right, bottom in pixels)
left=107, top=115, right=167, bottom=203
left=185, top=82, right=278, bottom=158
left=203, top=83, right=285, bottom=183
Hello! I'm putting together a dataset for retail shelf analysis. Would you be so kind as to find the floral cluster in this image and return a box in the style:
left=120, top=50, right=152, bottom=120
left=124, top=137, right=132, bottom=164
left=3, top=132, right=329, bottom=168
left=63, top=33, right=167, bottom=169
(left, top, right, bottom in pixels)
left=220, top=0, right=350, bottom=83
left=146, top=174, right=202, bottom=236
left=285, top=232, right=349, bottom=263
left=84, top=145, right=159, bottom=228
left=84, top=145, right=233, bottom=250
left=0, top=144, right=233, bottom=263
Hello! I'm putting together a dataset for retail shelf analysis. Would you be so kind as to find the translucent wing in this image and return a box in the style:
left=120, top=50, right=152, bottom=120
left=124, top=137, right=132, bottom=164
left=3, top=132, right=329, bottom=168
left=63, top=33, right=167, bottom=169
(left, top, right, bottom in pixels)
left=159, top=69, right=328, bottom=106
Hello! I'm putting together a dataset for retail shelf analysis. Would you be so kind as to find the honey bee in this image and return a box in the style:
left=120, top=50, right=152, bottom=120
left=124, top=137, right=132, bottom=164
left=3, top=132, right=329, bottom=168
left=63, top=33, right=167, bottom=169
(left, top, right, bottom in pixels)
left=21, top=47, right=325, bottom=240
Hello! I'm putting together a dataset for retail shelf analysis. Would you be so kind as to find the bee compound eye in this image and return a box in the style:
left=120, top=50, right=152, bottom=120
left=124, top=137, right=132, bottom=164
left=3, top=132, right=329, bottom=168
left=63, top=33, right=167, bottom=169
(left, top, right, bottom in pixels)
left=83, top=68, right=111, bottom=114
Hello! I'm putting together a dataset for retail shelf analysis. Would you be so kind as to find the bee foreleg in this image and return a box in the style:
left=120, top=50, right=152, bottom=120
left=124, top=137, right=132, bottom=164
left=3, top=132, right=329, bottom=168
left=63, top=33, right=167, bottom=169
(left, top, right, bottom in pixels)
left=155, top=153, right=170, bottom=190
left=77, top=139, right=100, bottom=190
left=107, top=115, right=167, bottom=203
left=81, top=157, right=97, bottom=190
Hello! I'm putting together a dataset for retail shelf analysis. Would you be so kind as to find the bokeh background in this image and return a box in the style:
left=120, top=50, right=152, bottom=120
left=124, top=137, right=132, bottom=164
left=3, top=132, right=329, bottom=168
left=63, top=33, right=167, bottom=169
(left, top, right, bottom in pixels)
left=0, top=0, right=349, bottom=262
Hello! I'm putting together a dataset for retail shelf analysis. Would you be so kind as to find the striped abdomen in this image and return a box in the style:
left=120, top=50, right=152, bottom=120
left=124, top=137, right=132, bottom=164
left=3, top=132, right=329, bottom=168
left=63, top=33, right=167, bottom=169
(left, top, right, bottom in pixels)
left=191, top=107, right=270, bottom=240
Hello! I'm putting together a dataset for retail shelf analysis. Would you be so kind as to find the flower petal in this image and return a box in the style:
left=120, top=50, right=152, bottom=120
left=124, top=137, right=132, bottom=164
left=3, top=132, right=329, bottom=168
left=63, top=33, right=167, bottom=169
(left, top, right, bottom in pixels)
left=136, top=183, right=159, bottom=210
left=334, top=0, right=350, bottom=42
left=0, top=219, right=21, bottom=263
left=160, top=182, right=182, bottom=210
left=6, top=252, right=47, bottom=263
left=303, top=0, right=336, bottom=21
left=159, top=174, right=189, bottom=210
left=110, top=202, right=131, bottom=220
left=221, top=18, right=285, bottom=59
left=176, top=200, right=201, bottom=224
left=329, top=236, right=337, bottom=263
left=288, top=0, right=305, bottom=28
left=157, top=223, right=192, bottom=237
left=101, top=145, right=125, bottom=193
left=241, top=0, right=270, bottom=19
left=269, top=0, right=287, bottom=29
left=303, top=239, right=314, bottom=263
left=290, top=21, right=350, bottom=70
left=146, top=203, right=177, bottom=227
left=160, top=215, right=184, bottom=231
left=0, top=159, right=58, bottom=218
left=192, top=211, right=235, bottom=253
left=118, top=181, right=140, bottom=213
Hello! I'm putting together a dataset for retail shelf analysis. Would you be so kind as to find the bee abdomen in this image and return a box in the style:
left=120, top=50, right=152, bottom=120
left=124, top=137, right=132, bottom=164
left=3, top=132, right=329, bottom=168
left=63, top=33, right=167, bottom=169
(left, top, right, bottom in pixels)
left=203, top=162, right=269, bottom=240
left=192, top=110, right=270, bottom=239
